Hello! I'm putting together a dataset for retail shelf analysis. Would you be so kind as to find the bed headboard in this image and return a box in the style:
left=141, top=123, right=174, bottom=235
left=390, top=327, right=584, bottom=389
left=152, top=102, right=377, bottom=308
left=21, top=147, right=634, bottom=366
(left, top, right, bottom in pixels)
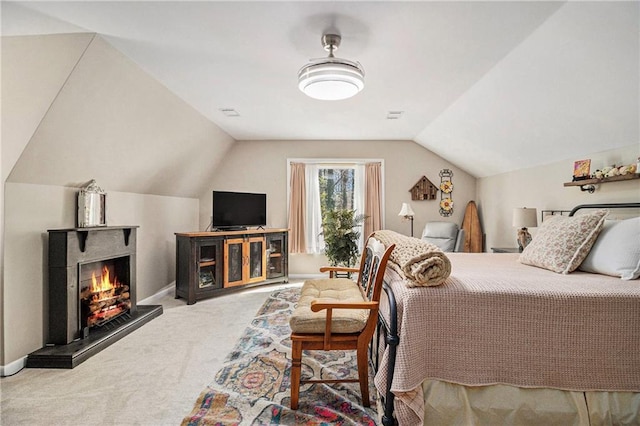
left=569, top=202, right=640, bottom=217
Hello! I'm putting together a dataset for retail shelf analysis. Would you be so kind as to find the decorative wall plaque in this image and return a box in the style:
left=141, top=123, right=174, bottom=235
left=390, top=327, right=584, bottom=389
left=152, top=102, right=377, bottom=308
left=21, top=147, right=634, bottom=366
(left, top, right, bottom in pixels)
left=439, top=169, right=454, bottom=217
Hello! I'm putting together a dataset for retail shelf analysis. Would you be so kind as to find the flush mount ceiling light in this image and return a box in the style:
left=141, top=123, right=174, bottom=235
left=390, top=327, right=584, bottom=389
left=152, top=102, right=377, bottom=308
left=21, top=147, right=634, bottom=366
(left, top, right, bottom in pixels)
left=298, top=34, right=365, bottom=101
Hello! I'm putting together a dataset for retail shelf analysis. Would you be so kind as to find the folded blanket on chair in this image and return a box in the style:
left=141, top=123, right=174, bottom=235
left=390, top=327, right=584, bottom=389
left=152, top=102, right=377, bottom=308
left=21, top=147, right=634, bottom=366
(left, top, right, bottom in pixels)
left=374, top=230, right=451, bottom=287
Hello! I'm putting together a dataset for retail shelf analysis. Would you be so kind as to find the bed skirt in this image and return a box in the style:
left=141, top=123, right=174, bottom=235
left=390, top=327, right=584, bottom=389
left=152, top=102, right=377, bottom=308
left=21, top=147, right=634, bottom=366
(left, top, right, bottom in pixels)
left=421, top=380, right=640, bottom=426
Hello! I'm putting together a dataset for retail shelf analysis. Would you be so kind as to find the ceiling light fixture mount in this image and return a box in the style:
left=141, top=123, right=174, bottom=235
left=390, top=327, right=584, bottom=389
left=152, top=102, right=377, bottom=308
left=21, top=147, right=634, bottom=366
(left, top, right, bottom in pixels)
left=298, top=33, right=365, bottom=101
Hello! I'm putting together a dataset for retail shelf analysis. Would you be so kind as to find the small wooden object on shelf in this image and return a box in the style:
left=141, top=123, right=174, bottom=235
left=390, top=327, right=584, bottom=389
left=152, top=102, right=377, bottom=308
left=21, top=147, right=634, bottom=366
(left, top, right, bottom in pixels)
left=563, top=173, right=640, bottom=194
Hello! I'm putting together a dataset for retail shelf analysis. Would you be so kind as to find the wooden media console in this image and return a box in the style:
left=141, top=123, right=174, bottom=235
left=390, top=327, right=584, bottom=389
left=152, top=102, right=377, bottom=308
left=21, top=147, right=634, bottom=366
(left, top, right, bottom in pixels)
left=175, top=228, right=288, bottom=304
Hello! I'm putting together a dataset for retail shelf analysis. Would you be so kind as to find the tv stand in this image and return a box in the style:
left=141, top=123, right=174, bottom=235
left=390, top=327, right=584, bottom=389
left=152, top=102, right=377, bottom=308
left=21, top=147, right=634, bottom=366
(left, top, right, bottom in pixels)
left=175, top=228, right=288, bottom=304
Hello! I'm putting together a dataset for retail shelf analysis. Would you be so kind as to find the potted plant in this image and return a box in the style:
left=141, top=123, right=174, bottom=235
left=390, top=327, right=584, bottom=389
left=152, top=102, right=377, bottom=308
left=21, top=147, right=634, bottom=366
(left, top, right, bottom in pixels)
left=321, top=209, right=367, bottom=268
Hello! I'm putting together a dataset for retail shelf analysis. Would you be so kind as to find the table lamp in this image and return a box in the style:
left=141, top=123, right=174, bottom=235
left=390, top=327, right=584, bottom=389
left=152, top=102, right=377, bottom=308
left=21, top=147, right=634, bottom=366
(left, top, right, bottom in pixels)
left=512, top=207, right=538, bottom=252
left=398, top=202, right=415, bottom=237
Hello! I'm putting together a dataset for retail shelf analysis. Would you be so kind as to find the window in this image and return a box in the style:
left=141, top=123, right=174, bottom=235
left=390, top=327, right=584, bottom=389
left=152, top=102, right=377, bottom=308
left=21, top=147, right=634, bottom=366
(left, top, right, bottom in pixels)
left=319, top=168, right=355, bottom=215
left=288, top=159, right=383, bottom=255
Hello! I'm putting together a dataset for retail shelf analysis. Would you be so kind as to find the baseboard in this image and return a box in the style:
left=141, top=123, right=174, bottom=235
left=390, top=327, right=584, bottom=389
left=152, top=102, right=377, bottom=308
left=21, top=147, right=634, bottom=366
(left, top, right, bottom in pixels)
left=139, top=277, right=314, bottom=305
left=1, top=356, right=26, bottom=377
left=138, top=282, right=175, bottom=305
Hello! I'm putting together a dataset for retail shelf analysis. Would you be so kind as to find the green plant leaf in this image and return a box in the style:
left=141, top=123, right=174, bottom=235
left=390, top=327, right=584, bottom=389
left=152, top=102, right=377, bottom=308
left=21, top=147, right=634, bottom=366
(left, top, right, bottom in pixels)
left=320, top=209, right=368, bottom=267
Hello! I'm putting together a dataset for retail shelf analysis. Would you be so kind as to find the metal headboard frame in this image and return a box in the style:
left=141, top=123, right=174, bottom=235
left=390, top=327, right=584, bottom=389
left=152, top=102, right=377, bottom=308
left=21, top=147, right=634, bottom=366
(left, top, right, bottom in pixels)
left=569, top=202, right=640, bottom=216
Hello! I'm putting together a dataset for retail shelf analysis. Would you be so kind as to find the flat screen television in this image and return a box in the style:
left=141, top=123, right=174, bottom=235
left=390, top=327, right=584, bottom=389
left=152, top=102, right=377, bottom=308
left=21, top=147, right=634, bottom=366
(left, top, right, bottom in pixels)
left=212, top=191, right=266, bottom=230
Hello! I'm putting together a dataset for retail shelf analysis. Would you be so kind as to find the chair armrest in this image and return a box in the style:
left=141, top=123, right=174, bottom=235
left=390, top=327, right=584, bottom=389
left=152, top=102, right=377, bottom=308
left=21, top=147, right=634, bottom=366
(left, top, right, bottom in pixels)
left=310, top=300, right=378, bottom=312
left=319, top=266, right=359, bottom=278
left=311, top=300, right=379, bottom=342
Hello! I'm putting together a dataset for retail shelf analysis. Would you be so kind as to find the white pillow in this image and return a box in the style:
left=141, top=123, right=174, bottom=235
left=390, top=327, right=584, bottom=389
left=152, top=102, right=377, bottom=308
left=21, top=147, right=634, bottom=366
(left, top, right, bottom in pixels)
left=578, top=217, right=640, bottom=280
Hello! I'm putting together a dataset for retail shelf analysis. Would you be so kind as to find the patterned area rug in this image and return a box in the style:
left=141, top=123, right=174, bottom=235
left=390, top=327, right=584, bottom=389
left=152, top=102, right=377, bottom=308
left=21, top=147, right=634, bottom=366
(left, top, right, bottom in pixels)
left=182, top=287, right=379, bottom=425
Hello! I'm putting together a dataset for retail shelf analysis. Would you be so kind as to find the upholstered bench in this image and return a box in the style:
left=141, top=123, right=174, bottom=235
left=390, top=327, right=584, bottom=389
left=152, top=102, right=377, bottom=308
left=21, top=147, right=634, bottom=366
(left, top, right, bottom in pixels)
left=288, top=235, right=395, bottom=410
left=290, top=278, right=369, bottom=334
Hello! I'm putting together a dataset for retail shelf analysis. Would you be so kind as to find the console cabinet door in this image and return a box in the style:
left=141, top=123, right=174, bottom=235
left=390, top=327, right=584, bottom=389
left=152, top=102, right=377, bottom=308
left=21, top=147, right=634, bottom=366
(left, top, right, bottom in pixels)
left=266, top=233, right=287, bottom=279
left=246, top=236, right=266, bottom=284
left=176, top=235, right=223, bottom=304
left=224, top=238, right=245, bottom=287
left=224, top=236, right=266, bottom=287
left=196, top=239, right=223, bottom=291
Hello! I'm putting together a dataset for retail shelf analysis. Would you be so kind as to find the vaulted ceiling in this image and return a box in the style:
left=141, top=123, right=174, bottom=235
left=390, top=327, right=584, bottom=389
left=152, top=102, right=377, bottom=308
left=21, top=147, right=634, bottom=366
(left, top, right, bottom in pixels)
left=3, top=1, right=638, bottom=178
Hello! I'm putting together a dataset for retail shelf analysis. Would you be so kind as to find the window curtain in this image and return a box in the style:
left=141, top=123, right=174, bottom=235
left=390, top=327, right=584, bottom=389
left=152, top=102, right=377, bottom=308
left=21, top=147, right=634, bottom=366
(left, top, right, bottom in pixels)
left=288, top=162, right=306, bottom=253
left=304, top=164, right=323, bottom=254
left=364, top=162, right=383, bottom=238
left=291, top=160, right=381, bottom=255
left=353, top=164, right=366, bottom=251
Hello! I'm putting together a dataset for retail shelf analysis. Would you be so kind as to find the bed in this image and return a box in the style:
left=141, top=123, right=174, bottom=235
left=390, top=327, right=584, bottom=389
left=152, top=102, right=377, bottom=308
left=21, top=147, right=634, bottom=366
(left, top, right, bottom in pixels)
left=371, top=203, right=640, bottom=425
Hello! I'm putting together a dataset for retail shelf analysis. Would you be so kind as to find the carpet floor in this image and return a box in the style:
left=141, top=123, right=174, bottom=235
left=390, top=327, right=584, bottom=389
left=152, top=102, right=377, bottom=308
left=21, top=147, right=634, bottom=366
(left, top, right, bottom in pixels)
left=0, top=283, right=299, bottom=425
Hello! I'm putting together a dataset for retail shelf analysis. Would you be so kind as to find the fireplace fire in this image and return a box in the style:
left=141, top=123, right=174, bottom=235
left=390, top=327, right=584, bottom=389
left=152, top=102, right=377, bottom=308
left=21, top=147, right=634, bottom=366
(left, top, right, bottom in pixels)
left=80, top=262, right=131, bottom=329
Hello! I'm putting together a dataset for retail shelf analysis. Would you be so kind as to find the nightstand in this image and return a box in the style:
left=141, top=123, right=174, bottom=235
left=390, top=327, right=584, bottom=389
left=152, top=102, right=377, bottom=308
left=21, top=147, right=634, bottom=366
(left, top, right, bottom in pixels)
left=491, top=247, right=521, bottom=253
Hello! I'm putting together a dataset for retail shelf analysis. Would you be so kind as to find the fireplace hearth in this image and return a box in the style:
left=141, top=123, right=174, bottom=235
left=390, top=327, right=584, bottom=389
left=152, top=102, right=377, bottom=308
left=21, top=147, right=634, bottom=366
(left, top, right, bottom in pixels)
left=26, top=226, right=162, bottom=369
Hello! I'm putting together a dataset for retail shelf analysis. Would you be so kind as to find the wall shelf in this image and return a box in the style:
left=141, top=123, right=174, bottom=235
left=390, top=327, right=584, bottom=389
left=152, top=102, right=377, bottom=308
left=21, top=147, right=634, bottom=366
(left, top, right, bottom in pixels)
left=563, top=173, right=640, bottom=193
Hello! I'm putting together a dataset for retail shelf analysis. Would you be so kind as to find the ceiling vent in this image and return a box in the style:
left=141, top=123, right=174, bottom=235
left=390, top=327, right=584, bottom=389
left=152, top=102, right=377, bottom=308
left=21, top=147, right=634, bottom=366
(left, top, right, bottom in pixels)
left=220, top=108, right=240, bottom=117
left=387, top=111, right=404, bottom=120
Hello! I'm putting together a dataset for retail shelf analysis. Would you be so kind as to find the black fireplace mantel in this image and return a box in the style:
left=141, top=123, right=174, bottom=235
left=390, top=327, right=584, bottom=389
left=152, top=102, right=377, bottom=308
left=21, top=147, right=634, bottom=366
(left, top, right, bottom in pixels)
left=49, top=226, right=138, bottom=257
left=26, top=226, right=162, bottom=369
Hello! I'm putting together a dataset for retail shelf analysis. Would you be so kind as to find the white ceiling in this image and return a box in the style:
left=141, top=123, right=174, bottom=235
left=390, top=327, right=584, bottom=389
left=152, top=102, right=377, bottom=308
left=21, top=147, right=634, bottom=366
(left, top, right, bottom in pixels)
left=2, top=1, right=638, bottom=177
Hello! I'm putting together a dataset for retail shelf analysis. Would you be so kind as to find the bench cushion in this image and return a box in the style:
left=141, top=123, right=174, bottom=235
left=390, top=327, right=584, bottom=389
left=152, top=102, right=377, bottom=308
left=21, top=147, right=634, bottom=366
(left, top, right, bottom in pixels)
left=289, top=278, right=368, bottom=334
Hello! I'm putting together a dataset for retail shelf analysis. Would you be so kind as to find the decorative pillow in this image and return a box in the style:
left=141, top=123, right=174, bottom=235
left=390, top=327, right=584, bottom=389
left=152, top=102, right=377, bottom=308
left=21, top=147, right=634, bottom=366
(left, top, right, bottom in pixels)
left=519, top=209, right=608, bottom=274
left=578, top=217, right=640, bottom=280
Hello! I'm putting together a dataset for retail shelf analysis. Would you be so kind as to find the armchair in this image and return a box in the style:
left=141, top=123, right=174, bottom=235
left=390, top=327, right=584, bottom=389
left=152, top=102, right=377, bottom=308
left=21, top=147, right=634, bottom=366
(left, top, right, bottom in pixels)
left=421, top=221, right=464, bottom=252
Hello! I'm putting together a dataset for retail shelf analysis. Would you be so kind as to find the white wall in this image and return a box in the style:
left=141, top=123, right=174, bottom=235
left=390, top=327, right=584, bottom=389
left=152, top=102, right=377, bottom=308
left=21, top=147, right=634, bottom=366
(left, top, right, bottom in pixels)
left=205, top=139, right=478, bottom=274
left=478, top=144, right=639, bottom=250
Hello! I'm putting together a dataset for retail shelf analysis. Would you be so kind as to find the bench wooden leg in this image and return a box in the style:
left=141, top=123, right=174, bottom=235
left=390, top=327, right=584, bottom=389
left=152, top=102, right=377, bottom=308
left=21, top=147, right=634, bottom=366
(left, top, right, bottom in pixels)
left=357, top=342, right=370, bottom=407
left=290, top=339, right=302, bottom=409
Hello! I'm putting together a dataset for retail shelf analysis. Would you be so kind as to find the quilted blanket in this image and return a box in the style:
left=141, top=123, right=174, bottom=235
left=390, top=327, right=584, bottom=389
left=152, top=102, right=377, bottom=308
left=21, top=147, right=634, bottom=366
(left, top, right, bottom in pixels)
left=374, top=230, right=451, bottom=287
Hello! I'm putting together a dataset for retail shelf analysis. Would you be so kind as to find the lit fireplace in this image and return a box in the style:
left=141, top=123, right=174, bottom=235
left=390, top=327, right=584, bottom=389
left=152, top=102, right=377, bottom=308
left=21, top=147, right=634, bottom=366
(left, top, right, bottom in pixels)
left=27, top=226, right=163, bottom=369
left=80, top=261, right=131, bottom=329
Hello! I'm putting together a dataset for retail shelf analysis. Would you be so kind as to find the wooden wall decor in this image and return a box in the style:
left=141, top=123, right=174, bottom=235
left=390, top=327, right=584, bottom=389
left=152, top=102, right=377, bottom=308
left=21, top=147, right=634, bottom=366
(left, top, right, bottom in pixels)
left=409, top=176, right=438, bottom=200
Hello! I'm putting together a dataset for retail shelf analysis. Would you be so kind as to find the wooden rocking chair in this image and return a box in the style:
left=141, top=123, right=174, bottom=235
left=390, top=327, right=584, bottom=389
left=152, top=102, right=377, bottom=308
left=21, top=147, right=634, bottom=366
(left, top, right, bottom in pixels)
left=289, top=233, right=395, bottom=409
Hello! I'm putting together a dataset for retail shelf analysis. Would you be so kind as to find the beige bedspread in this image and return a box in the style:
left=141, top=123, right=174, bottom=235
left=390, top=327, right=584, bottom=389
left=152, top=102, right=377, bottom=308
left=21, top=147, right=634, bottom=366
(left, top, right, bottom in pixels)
left=374, top=253, right=640, bottom=425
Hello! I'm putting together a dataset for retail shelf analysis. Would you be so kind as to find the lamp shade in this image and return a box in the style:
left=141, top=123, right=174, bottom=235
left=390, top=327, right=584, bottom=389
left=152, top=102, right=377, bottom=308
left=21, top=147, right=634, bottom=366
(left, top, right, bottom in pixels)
left=513, top=207, right=538, bottom=228
left=398, top=203, right=415, bottom=217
